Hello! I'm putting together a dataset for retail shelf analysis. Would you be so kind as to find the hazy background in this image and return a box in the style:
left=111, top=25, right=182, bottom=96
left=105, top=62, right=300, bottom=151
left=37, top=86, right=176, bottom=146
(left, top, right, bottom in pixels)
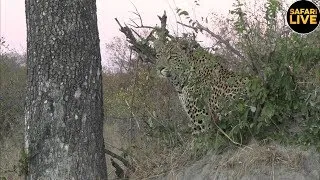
left=0, top=0, right=238, bottom=64
left=0, top=0, right=296, bottom=65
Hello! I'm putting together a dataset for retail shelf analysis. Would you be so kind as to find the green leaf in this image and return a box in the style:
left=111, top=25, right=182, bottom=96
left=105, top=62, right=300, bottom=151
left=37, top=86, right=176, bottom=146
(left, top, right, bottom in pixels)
left=261, top=102, right=275, bottom=119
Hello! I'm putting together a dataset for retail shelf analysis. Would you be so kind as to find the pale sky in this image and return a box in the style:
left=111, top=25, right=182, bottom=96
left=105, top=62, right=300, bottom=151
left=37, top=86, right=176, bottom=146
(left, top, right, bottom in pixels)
left=0, top=0, right=237, bottom=64
left=0, top=0, right=297, bottom=65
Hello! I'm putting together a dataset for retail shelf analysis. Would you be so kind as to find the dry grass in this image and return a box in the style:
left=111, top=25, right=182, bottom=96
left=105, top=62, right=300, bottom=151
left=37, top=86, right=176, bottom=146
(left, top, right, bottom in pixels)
left=104, top=118, right=196, bottom=179
left=1, top=116, right=310, bottom=180
left=0, top=133, right=24, bottom=180
left=104, top=115, right=308, bottom=180
left=148, top=140, right=312, bottom=180
left=129, top=138, right=195, bottom=179
left=214, top=140, right=304, bottom=176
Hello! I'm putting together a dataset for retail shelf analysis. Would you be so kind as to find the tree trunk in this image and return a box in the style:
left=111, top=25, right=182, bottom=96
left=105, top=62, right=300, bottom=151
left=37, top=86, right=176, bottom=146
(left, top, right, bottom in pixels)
left=24, top=0, right=107, bottom=179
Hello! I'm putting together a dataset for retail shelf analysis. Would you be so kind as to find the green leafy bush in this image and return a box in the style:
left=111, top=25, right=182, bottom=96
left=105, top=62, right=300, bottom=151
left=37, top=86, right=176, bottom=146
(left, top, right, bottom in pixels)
left=211, top=0, right=320, bottom=150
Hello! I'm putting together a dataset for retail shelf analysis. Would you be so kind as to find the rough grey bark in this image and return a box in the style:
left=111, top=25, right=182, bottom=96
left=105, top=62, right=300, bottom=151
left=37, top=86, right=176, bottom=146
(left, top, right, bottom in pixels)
left=24, top=0, right=107, bottom=179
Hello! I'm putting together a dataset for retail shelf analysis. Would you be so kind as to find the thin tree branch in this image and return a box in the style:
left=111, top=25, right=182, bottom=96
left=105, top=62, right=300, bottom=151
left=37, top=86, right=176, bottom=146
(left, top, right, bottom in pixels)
left=105, top=149, right=135, bottom=171
left=177, top=21, right=246, bottom=61
left=115, top=18, right=156, bottom=64
left=130, top=1, right=143, bottom=26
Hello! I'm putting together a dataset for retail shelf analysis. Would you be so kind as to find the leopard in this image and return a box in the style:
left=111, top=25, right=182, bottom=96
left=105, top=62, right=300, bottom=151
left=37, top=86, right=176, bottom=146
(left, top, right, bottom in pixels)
left=154, top=38, right=248, bottom=135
